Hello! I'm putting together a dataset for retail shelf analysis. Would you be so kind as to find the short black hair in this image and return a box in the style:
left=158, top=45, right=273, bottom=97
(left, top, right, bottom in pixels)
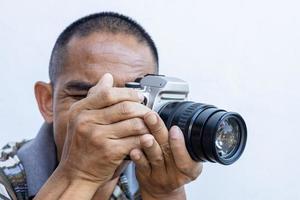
left=49, top=12, right=159, bottom=84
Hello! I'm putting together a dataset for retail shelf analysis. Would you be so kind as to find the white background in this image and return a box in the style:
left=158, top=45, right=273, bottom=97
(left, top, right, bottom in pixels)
left=1, top=0, right=299, bottom=199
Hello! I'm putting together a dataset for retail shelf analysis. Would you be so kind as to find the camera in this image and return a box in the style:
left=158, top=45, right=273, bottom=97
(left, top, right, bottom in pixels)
left=125, top=74, right=247, bottom=165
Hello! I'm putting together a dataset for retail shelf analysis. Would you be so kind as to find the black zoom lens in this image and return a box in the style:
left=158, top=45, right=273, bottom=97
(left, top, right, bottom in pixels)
left=158, top=101, right=247, bottom=165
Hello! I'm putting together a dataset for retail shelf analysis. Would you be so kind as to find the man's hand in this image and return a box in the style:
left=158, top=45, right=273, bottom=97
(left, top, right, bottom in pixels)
left=35, top=73, right=152, bottom=200
left=130, top=112, right=203, bottom=200
left=60, top=73, right=153, bottom=185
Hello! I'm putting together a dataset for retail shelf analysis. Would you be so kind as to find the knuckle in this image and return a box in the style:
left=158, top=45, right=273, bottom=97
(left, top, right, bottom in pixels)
left=120, top=102, right=133, bottom=115
left=102, top=147, right=121, bottom=165
left=192, top=164, right=203, bottom=180
left=188, top=170, right=199, bottom=181
left=87, top=86, right=96, bottom=96
left=130, top=118, right=147, bottom=133
left=98, top=110, right=112, bottom=125
left=89, top=128, right=103, bottom=146
left=114, top=146, right=127, bottom=158
left=90, top=135, right=125, bottom=164
left=152, top=124, right=165, bottom=135
left=190, top=174, right=198, bottom=181
left=102, top=150, right=114, bottom=163
left=128, top=89, right=138, bottom=100
left=174, top=176, right=189, bottom=188
left=101, top=89, right=114, bottom=103
left=129, top=136, right=141, bottom=149
left=160, top=181, right=176, bottom=193
left=186, top=170, right=198, bottom=181
left=179, top=163, right=202, bottom=181
left=161, top=144, right=171, bottom=157
left=152, top=156, right=164, bottom=165
left=169, top=182, right=179, bottom=191
left=178, top=164, right=191, bottom=175
left=72, top=112, right=90, bottom=134
left=101, top=147, right=111, bottom=159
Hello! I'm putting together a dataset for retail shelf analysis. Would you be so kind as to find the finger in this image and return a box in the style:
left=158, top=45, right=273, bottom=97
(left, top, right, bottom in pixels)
left=111, top=136, right=142, bottom=158
left=89, top=73, right=114, bottom=93
left=140, top=134, right=165, bottom=170
left=144, top=112, right=169, bottom=145
left=169, top=126, right=202, bottom=178
left=87, top=101, right=151, bottom=124
left=93, top=117, right=149, bottom=139
left=85, top=87, right=144, bottom=110
left=74, top=73, right=144, bottom=110
left=130, top=148, right=151, bottom=176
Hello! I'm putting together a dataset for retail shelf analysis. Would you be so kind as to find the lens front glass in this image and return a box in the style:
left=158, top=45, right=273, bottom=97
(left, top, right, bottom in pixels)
left=215, top=117, right=240, bottom=158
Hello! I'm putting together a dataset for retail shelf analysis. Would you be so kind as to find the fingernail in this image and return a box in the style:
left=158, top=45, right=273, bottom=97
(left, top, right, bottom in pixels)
left=144, top=138, right=154, bottom=148
left=138, top=92, right=144, bottom=102
left=146, top=113, right=157, bottom=125
left=170, top=126, right=181, bottom=140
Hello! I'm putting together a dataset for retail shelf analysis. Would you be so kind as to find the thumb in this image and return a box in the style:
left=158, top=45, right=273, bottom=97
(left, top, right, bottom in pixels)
left=98, top=73, right=114, bottom=89
left=88, top=73, right=114, bottom=96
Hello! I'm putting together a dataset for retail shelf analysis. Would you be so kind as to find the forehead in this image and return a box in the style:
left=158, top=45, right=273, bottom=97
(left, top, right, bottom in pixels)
left=56, top=32, right=156, bottom=87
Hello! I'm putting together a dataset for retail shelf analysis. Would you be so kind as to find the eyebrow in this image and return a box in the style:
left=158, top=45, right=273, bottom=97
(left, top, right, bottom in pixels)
left=64, top=80, right=95, bottom=92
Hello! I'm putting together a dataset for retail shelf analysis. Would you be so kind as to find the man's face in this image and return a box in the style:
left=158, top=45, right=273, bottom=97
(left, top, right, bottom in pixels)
left=51, top=32, right=156, bottom=159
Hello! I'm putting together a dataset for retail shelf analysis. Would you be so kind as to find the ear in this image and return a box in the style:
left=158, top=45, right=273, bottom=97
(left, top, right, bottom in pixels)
left=34, top=81, right=53, bottom=123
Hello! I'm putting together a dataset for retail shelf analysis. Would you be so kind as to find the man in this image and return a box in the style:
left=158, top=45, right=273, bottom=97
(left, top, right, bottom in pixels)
left=0, top=12, right=202, bottom=200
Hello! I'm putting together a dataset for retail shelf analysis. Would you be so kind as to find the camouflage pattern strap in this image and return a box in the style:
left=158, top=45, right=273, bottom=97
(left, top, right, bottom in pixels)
left=0, top=168, right=16, bottom=200
left=0, top=142, right=28, bottom=200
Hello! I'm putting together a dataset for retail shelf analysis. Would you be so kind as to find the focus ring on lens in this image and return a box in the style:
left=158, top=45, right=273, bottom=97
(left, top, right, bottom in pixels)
left=159, top=102, right=201, bottom=161
left=175, top=102, right=215, bottom=161
left=177, top=103, right=201, bottom=131
left=171, top=102, right=202, bottom=161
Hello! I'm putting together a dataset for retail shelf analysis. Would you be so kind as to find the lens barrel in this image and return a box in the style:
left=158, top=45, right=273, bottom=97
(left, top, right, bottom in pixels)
left=158, top=101, right=247, bottom=165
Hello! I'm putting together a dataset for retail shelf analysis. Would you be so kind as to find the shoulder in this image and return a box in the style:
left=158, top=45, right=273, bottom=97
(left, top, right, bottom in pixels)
left=0, top=141, right=28, bottom=200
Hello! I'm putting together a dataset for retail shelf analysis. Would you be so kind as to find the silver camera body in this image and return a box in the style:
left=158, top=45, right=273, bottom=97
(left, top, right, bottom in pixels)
left=125, top=75, right=189, bottom=112
left=126, top=74, right=247, bottom=165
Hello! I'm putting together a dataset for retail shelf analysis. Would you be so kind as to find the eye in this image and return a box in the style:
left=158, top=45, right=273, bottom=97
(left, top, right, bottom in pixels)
left=70, top=94, right=87, bottom=100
